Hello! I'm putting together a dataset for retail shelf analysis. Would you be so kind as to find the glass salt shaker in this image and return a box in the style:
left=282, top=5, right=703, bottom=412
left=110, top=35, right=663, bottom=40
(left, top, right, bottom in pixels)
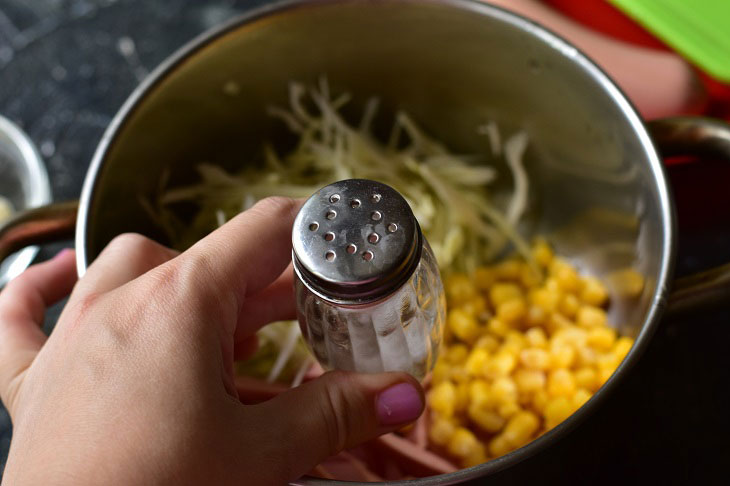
left=292, top=179, right=445, bottom=381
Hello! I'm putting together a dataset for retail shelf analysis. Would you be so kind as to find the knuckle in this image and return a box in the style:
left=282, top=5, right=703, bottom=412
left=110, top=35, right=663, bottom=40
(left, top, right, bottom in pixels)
left=319, top=370, right=359, bottom=453
left=250, top=196, right=298, bottom=220
left=107, top=232, right=152, bottom=253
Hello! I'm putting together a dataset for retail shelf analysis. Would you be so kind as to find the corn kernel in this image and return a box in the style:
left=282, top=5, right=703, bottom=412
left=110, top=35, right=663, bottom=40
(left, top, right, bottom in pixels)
left=468, top=380, right=492, bottom=408
left=581, top=276, right=608, bottom=307
left=529, top=288, right=560, bottom=313
left=460, top=296, right=488, bottom=318
left=575, top=346, right=597, bottom=367
left=503, top=411, right=540, bottom=447
left=492, top=376, right=518, bottom=403
left=502, top=331, right=527, bottom=354
left=429, top=381, right=456, bottom=417
left=497, top=400, right=521, bottom=419
left=497, top=298, right=527, bottom=323
left=465, top=348, right=489, bottom=376
left=451, top=366, right=470, bottom=384
left=559, top=293, right=580, bottom=319
left=613, top=336, right=633, bottom=361
left=531, top=389, right=549, bottom=414
left=558, top=326, right=588, bottom=348
left=468, top=404, right=506, bottom=433
left=576, top=368, right=597, bottom=392
left=431, top=361, right=450, bottom=385
left=546, top=312, right=573, bottom=334
left=548, top=344, right=575, bottom=369
left=495, top=259, right=522, bottom=280
left=520, top=265, right=542, bottom=289
left=587, top=326, right=616, bottom=350
left=486, top=317, right=510, bottom=337
left=446, top=344, right=469, bottom=364
left=484, top=350, right=516, bottom=377
left=474, top=266, right=496, bottom=292
left=576, top=305, right=607, bottom=328
left=597, top=366, right=613, bottom=386
left=489, top=434, right=514, bottom=457
left=429, top=415, right=456, bottom=446
left=446, top=273, right=477, bottom=306
left=519, top=348, right=550, bottom=370
left=607, top=268, right=645, bottom=298
left=462, top=445, right=488, bottom=468
left=547, top=368, right=576, bottom=397
left=573, top=388, right=592, bottom=409
left=514, top=369, right=546, bottom=393
left=489, top=283, right=523, bottom=308
left=449, top=309, right=480, bottom=343
left=475, top=334, right=500, bottom=352
left=447, top=427, right=481, bottom=459
left=596, top=352, right=620, bottom=373
left=544, top=396, right=573, bottom=429
left=544, top=277, right=562, bottom=294
left=532, top=238, right=554, bottom=267
left=525, top=327, right=547, bottom=348
left=525, top=305, right=547, bottom=326
left=550, top=259, right=582, bottom=294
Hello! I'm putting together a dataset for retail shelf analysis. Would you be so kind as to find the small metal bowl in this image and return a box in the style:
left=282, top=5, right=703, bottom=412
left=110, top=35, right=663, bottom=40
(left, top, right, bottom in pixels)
left=0, top=115, right=51, bottom=287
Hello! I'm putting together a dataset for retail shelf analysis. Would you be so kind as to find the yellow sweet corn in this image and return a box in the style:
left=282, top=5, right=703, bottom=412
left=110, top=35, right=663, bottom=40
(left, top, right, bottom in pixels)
left=447, top=427, right=482, bottom=459
left=489, top=434, right=514, bottom=457
left=465, top=348, right=490, bottom=376
left=429, top=381, right=457, bottom=417
left=473, top=266, right=496, bottom=292
left=581, top=276, right=608, bottom=307
left=497, top=298, right=527, bottom=323
left=544, top=396, right=573, bottom=429
left=525, top=327, right=548, bottom=348
left=489, top=283, right=523, bottom=308
left=427, top=243, right=635, bottom=465
left=429, top=415, right=456, bottom=446
left=587, top=326, right=616, bottom=350
left=503, top=411, right=540, bottom=447
left=445, top=273, right=477, bottom=306
left=519, top=348, right=550, bottom=370
left=468, top=404, right=506, bottom=433
left=547, top=368, right=576, bottom=397
left=514, top=369, right=546, bottom=393
left=449, top=309, right=480, bottom=343
left=576, top=305, right=607, bottom=328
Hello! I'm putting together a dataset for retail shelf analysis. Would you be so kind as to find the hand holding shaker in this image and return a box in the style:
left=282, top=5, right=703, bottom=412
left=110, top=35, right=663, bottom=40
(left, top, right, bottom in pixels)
left=292, top=179, right=445, bottom=381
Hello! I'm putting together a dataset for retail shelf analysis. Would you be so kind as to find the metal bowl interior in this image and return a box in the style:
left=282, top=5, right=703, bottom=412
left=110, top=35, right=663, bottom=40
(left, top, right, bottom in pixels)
left=0, top=115, right=52, bottom=287
left=78, top=0, right=674, bottom=483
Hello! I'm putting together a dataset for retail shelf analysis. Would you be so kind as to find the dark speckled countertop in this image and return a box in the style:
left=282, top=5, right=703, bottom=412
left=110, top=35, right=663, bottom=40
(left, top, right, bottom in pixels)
left=1, top=1, right=729, bottom=483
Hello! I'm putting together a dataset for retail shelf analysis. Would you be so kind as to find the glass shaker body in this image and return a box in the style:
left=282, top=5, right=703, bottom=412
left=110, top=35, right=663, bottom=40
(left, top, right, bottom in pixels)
left=295, top=241, right=445, bottom=380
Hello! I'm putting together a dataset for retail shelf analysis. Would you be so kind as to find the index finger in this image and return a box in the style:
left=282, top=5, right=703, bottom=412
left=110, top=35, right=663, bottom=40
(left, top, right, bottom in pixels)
left=178, top=197, right=301, bottom=314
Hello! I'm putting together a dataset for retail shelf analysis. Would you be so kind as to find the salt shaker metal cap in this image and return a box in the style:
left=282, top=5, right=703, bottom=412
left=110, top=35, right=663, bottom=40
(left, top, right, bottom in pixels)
left=292, top=179, right=423, bottom=304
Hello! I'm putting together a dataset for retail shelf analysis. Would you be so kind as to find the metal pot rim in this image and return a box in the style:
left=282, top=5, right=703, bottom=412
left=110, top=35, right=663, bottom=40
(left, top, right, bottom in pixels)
left=76, top=0, right=675, bottom=483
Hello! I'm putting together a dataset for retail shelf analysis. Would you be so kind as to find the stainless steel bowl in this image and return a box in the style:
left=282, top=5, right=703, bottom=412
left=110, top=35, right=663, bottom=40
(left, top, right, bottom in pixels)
left=1, top=0, right=729, bottom=483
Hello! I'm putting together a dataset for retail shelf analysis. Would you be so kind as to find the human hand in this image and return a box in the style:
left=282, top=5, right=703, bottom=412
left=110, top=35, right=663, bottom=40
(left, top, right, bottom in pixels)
left=0, top=198, right=424, bottom=485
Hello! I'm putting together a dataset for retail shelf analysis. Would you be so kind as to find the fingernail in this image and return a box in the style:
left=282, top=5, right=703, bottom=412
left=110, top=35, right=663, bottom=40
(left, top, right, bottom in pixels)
left=376, top=382, right=423, bottom=426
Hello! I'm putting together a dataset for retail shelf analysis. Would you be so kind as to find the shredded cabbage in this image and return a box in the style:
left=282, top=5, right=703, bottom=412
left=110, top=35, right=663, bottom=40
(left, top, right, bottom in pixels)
left=146, top=79, right=538, bottom=382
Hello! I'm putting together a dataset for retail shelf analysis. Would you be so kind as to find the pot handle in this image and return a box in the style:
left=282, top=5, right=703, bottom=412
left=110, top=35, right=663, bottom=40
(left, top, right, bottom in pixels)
left=647, top=116, right=730, bottom=316
left=0, top=200, right=79, bottom=263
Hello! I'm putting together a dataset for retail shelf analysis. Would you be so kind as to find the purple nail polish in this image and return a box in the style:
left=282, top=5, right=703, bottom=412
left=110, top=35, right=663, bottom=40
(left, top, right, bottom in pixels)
left=376, top=383, right=423, bottom=426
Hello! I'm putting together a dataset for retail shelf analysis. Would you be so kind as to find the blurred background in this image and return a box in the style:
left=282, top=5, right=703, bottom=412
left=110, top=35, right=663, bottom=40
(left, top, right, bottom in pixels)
left=0, top=0, right=728, bottom=483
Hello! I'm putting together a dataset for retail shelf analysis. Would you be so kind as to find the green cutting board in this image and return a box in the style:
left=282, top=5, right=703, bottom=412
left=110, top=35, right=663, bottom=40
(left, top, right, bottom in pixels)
left=609, top=0, right=730, bottom=81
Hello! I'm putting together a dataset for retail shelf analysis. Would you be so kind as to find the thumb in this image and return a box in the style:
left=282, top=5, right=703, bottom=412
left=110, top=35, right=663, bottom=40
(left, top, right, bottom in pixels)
left=250, top=371, right=424, bottom=481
